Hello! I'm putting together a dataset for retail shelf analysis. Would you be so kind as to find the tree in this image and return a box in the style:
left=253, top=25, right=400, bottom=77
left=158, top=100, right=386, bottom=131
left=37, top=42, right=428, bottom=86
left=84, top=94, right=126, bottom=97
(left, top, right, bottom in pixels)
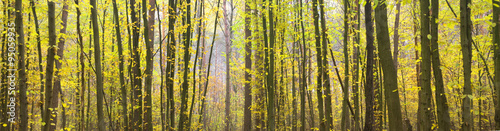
left=494, top=0, right=500, bottom=129
left=363, top=1, right=375, bottom=131
left=51, top=1, right=69, bottom=130
left=341, top=0, right=350, bottom=130
left=143, top=0, right=154, bottom=129
left=460, top=0, right=473, bottom=130
left=90, top=0, right=105, bottom=129
left=74, top=0, right=86, bottom=130
left=417, top=0, right=432, bottom=130
left=15, top=0, right=27, bottom=130
left=430, top=0, right=451, bottom=130
left=374, top=0, right=404, bottom=130
left=178, top=0, right=193, bottom=128
left=166, top=0, right=177, bottom=128
left=311, top=0, right=325, bottom=129
left=298, top=0, right=307, bottom=129
left=243, top=0, right=252, bottom=129
left=352, top=0, right=361, bottom=130
left=112, top=0, right=128, bottom=129
left=42, top=2, right=56, bottom=131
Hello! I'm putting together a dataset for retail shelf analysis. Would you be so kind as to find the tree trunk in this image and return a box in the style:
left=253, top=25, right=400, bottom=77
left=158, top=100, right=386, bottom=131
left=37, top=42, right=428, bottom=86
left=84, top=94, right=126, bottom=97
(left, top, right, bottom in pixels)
left=341, top=0, right=350, bottom=130
left=374, top=0, right=404, bottom=130
left=74, top=0, right=86, bottom=130
left=353, top=0, right=360, bottom=130
left=143, top=0, right=154, bottom=129
left=430, top=0, right=451, bottom=130
left=178, top=0, right=193, bottom=128
left=460, top=0, right=473, bottom=130
left=166, top=0, right=177, bottom=128
left=43, top=2, right=56, bottom=131
left=243, top=0, right=252, bottom=129
left=493, top=0, right=500, bottom=129
left=129, top=0, right=143, bottom=128
left=363, top=0, right=375, bottom=130
left=298, top=0, right=307, bottom=129
left=417, top=0, right=432, bottom=130
left=311, top=0, right=325, bottom=129
left=90, top=0, right=105, bottom=129
left=50, top=1, right=69, bottom=130
left=198, top=0, right=220, bottom=128
left=15, top=0, right=27, bottom=129
left=112, top=0, right=128, bottom=129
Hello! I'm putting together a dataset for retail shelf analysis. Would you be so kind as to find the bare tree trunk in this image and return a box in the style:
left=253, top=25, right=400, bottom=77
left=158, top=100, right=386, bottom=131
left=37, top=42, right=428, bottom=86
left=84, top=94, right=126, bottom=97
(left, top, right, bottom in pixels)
left=460, top=0, right=473, bottom=130
left=363, top=1, right=375, bottom=131
left=43, top=2, right=56, bottom=130
left=15, top=0, right=27, bottom=130
left=374, top=0, right=404, bottom=130
left=90, top=0, right=105, bottom=129
left=111, top=0, right=128, bottom=129
left=430, top=0, right=451, bottom=130
left=243, top=0, right=253, bottom=129
left=493, top=0, right=500, bottom=129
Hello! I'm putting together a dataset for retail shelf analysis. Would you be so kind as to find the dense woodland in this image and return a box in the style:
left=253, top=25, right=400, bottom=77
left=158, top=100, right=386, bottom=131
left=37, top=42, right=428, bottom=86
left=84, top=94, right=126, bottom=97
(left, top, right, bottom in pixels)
left=0, top=0, right=499, bottom=130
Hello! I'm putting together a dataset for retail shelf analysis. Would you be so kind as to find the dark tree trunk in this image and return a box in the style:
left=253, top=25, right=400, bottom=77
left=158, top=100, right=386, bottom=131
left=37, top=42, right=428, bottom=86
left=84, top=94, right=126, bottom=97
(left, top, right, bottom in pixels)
left=15, top=0, right=27, bottom=130
left=90, top=0, right=105, bottom=129
left=243, top=0, right=253, bottom=129
left=43, top=2, right=56, bottom=130
left=363, top=0, right=375, bottom=130
left=374, top=0, right=404, bottom=130
left=430, top=0, right=451, bottom=130
left=417, top=0, right=432, bottom=130
left=460, top=0, right=473, bottom=130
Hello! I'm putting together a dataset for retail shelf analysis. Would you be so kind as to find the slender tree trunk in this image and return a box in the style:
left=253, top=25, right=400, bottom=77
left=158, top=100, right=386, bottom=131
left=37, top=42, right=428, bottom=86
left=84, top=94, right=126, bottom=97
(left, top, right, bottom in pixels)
left=112, top=0, right=128, bottom=129
left=15, top=0, right=27, bottom=129
left=74, top=0, right=86, bottom=130
left=198, top=0, right=220, bottom=128
left=341, top=0, right=350, bottom=130
left=374, top=0, right=404, bottom=130
left=43, top=2, right=56, bottom=130
left=188, top=0, right=204, bottom=128
left=166, top=0, right=177, bottom=128
left=393, top=0, right=401, bottom=69
left=311, top=0, right=325, bottom=129
left=50, top=1, right=69, bottom=130
left=243, top=0, right=253, bottom=129
left=353, top=0, right=360, bottom=130
left=298, top=0, right=307, bottom=129
left=29, top=0, right=45, bottom=124
left=129, top=0, right=143, bottom=128
left=417, top=0, right=432, bottom=130
left=430, top=0, right=451, bottom=130
left=178, top=0, right=193, bottom=128
left=460, top=0, right=473, bottom=130
left=90, top=0, right=105, bottom=129
left=317, top=0, right=333, bottom=129
left=143, top=0, right=154, bottom=129
left=493, top=0, right=500, bottom=129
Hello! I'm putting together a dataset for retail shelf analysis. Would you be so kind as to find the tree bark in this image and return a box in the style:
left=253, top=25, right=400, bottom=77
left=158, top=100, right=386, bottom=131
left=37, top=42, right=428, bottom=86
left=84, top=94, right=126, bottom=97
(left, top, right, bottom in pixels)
left=42, top=2, right=56, bottom=131
left=374, top=0, right=404, bottom=130
left=460, top=0, right=473, bottom=130
left=143, top=0, right=154, bottom=129
left=417, top=0, right=432, bottom=130
left=112, top=0, right=128, bottom=129
left=90, top=0, right=105, bottom=129
left=430, top=0, right=451, bottom=130
left=493, top=0, right=500, bottom=129
left=243, top=0, right=253, bottom=129
left=15, top=0, right=27, bottom=129
left=363, top=0, right=375, bottom=130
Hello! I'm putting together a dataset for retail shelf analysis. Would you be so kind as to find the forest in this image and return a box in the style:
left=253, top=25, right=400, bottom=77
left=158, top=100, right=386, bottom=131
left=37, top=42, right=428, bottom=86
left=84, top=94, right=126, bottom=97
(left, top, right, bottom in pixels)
left=0, top=0, right=498, bottom=130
